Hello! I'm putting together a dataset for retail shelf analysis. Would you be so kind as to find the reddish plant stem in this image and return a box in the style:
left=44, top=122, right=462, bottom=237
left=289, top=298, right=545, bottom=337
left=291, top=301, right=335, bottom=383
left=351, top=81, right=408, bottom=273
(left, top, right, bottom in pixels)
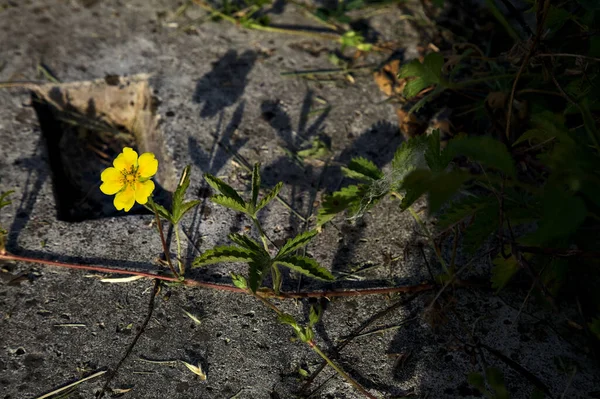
left=0, top=252, right=434, bottom=299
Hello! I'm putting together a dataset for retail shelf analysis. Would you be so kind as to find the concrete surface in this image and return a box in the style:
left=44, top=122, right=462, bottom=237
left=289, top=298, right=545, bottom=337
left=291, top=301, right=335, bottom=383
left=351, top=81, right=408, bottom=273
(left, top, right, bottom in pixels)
left=0, top=1, right=599, bottom=398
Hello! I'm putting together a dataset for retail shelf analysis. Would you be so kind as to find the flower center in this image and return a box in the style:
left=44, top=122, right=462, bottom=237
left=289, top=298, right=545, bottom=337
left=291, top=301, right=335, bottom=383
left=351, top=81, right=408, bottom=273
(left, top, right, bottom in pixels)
left=121, top=167, right=140, bottom=187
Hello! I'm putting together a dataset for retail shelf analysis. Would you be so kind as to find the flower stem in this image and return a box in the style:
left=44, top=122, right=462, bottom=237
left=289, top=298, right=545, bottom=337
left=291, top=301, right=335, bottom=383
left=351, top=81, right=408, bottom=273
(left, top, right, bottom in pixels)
left=308, top=341, right=378, bottom=399
left=251, top=216, right=271, bottom=253
left=150, top=201, right=179, bottom=279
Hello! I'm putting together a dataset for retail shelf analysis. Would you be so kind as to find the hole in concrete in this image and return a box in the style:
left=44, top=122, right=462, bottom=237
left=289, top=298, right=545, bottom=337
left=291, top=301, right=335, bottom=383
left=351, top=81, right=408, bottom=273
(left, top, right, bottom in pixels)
left=32, top=74, right=176, bottom=222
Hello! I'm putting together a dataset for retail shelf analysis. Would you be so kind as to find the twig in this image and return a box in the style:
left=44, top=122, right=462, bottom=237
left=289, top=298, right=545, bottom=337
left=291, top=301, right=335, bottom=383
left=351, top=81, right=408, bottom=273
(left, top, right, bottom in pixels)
left=0, top=252, right=433, bottom=299
left=97, top=279, right=160, bottom=398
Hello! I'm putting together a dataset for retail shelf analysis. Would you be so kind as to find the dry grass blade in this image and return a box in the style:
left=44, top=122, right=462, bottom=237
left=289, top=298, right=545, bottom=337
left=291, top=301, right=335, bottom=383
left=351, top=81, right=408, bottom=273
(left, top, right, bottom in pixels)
left=181, top=308, right=203, bottom=325
left=33, top=370, right=107, bottom=399
left=180, top=360, right=207, bottom=380
left=100, top=275, right=146, bottom=283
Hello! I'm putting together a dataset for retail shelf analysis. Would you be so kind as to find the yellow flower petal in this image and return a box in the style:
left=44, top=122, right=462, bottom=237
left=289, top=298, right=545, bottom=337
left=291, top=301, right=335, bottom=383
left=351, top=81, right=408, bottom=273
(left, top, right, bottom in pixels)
left=113, top=147, right=138, bottom=172
left=138, top=152, right=158, bottom=178
left=100, top=167, right=124, bottom=195
left=114, top=186, right=136, bottom=212
left=135, top=180, right=155, bottom=205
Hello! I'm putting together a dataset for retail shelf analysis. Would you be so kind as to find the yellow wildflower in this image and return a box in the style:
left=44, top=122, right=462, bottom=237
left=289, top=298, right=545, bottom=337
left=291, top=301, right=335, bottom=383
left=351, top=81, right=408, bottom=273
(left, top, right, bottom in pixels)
left=100, top=147, right=158, bottom=212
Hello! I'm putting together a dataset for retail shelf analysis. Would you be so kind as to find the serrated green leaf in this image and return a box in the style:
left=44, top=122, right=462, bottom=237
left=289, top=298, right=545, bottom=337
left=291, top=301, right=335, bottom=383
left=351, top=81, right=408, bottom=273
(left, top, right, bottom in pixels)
left=148, top=198, right=173, bottom=223
left=210, top=195, right=248, bottom=213
left=309, top=305, right=322, bottom=327
left=230, top=272, right=248, bottom=290
left=341, top=157, right=383, bottom=182
left=276, top=230, right=318, bottom=259
left=398, top=53, right=444, bottom=99
left=391, top=135, right=429, bottom=185
left=204, top=173, right=246, bottom=206
left=251, top=162, right=260, bottom=208
left=228, top=233, right=263, bottom=253
left=446, top=136, right=515, bottom=177
left=317, top=185, right=365, bottom=226
left=174, top=200, right=201, bottom=223
left=425, top=130, right=451, bottom=173
left=400, top=170, right=469, bottom=213
left=271, top=264, right=282, bottom=294
left=248, top=258, right=271, bottom=293
left=485, top=368, right=509, bottom=399
left=298, top=138, right=330, bottom=160
left=467, top=372, right=485, bottom=391
left=522, top=187, right=587, bottom=245
left=514, top=111, right=575, bottom=147
left=278, top=313, right=301, bottom=334
left=0, top=190, right=14, bottom=208
left=275, top=255, right=334, bottom=281
left=437, top=195, right=495, bottom=230
left=172, top=165, right=192, bottom=222
left=463, top=200, right=500, bottom=254
left=192, top=246, right=255, bottom=268
left=491, top=253, right=520, bottom=292
left=255, top=181, right=283, bottom=214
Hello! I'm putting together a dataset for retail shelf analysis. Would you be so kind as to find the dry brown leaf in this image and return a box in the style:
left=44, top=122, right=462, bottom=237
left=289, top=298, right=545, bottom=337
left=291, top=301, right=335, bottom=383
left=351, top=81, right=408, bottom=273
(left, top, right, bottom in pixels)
left=373, top=59, right=406, bottom=97
left=397, top=108, right=426, bottom=140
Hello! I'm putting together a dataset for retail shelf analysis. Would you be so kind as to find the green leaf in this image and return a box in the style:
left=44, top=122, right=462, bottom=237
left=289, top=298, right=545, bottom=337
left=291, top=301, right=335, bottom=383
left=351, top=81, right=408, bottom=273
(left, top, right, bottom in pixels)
left=309, top=305, right=322, bottom=327
left=467, top=372, right=486, bottom=392
left=317, top=185, right=365, bottom=226
left=204, top=173, right=246, bottom=206
left=523, top=187, right=587, bottom=245
left=391, top=135, right=429, bottom=185
left=485, top=368, right=509, bottom=399
left=192, top=246, right=255, bottom=268
left=437, top=195, right=495, bottom=230
left=228, top=233, right=263, bottom=253
left=0, top=190, right=14, bottom=208
left=398, top=53, right=445, bottom=98
left=251, top=162, right=260, bottom=208
left=248, top=258, right=271, bottom=293
left=491, top=253, right=520, bottom=292
left=514, top=111, right=575, bottom=148
left=589, top=317, right=600, bottom=340
left=425, top=130, right=451, bottom=173
left=400, top=170, right=469, bottom=213
left=276, top=230, right=318, bottom=259
left=175, top=200, right=201, bottom=223
left=463, top=200, right=500, bottom=254
left=275, top=255, right=334, bottom=281
left=278, top=313, right=303, bottom=336
left=446, top=136, right=515, bottom=177
left=341, top=157, right=383, bottom=182
left=255, top=182, right=283, bottom=214
left=210, top=195, right=248, bottom=213
left=230, top=273, right=248, bottom=290
left=148, top=198, right=172, bottom=223
left=171, top=165, right=194, bottom=223
left=298, top=138, right=331, bottom=160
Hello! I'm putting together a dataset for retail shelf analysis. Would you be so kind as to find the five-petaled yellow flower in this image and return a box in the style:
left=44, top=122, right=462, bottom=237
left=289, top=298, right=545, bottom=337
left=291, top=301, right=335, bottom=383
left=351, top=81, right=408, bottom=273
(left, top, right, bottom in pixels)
left=100, top=147, right=158, bottom=212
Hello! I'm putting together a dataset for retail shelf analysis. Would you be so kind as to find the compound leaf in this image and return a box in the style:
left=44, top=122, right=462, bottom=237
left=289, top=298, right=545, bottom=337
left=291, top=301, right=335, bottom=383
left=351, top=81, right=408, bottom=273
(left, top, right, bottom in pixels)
left=228, top=233, right=263, bottom=253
